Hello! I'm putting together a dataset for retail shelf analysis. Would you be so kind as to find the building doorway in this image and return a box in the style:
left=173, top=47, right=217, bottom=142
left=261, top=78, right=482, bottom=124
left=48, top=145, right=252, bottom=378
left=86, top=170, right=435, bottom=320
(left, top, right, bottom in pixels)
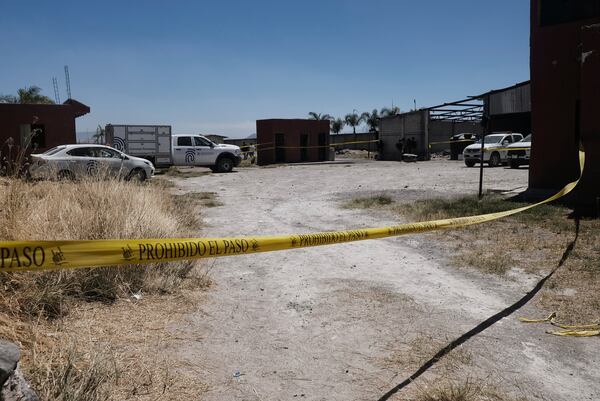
left=318, top=133, right=327, bottom=161
left=300, top=134, right=308, bottom=161
left=275, top=133, right=285, bottom=163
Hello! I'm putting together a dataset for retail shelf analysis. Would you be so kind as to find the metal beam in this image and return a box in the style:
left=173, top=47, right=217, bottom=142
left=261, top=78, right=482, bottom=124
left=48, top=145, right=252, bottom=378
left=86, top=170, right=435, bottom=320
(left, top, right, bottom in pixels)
left=427, top=99, right=483, bottom=109
left=429, top=106, right=482, bottom=113
left=430, top=110, right=483, bottom=118
left=430, top=116, right=481, bottom=122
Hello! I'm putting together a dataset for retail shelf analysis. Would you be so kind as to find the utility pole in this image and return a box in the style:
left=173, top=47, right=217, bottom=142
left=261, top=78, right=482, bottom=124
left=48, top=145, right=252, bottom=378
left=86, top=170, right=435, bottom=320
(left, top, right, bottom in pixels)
left=478, top=116, right=489, bottom=199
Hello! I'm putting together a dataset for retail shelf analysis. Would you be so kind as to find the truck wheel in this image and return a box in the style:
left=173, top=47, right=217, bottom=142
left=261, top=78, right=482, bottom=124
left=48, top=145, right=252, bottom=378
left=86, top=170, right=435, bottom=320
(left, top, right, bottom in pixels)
left=488, top=152, right=501, bottom=167
left=216, top=157, right=234, bottom=173
left=509, top=160, right=520, bottom=169
left=465, top=160, right=475, bottom=167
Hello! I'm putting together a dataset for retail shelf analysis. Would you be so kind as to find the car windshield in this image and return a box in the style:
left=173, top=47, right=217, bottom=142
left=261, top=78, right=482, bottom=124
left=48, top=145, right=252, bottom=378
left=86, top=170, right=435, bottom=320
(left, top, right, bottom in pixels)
left=521, top=134, right=532, bottom=142
left=474, top=135, right=504, bottom=145
left=42, top=146, right=66, bottom=155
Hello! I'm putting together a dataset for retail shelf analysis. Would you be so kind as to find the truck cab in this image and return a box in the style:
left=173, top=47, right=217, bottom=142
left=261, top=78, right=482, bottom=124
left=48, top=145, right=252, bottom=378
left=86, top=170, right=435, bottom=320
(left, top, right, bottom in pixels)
left=172, top=134, right=242, bottom=172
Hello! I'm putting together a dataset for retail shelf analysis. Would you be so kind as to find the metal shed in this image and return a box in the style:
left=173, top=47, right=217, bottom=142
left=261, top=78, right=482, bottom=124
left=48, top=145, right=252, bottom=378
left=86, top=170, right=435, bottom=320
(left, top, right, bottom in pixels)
left=481, top=81, right=531, bottom=135
left=378, top=101, right=483, bottom=160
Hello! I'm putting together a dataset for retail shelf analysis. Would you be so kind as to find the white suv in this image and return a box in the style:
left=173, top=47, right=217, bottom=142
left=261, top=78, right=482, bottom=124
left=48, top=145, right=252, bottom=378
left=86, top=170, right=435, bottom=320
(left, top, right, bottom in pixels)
left=462, top=133, right=524, bottom=167
left=29, top=144, right=155, bottom=181
left=171, top=135, right=242, bottom=173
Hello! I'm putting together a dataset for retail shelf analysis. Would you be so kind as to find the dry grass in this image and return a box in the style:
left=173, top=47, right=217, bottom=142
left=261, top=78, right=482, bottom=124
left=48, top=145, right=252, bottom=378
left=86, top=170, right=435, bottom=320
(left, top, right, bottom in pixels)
left=0, top=177, right=200, bottom=318
left=344, top=194, right=393, bottom=209
left=24, top=291, right=211, bottom=401
left=173, top=191, right=223, bottom=208
left=0, top=175, right=211, bottom=400
left=161, top=166, right=211, bottom=178
left=346, top=192, right=599, bottom=323
left=409, top=379, right=529, bottom=401
left=345, top=192, right=599, bottom=325
left=382, top=334, right=472, bottom=376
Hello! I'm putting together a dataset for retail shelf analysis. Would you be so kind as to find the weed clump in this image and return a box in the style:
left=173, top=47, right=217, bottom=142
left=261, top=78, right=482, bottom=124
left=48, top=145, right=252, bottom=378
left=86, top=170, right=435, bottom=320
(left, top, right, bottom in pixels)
left=0, top=175, right=208, bottom=400
left=0, top=177, right=200, bottom=318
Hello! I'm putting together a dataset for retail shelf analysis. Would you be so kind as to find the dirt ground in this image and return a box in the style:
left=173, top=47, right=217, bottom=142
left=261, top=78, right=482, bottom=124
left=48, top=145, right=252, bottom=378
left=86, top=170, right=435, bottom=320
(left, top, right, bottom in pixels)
left=169, top=159, right=598, bottom=401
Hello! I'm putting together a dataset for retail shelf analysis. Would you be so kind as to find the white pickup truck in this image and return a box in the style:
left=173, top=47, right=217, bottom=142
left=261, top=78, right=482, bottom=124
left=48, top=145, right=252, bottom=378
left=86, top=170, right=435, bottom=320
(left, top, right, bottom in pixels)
left=172, top=134, right=242, bottom=173
left=105, top=125, right=242, bottom=172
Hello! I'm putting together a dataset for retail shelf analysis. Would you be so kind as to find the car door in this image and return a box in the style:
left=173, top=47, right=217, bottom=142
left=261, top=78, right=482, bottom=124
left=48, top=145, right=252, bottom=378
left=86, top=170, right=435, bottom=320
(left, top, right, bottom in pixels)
left=498, top=135, right=513, bottom=160
left=173, top=136, right=195, bottom=165
left=65, top=147, right=94, bottom=177
left=193, top=136, right=216, bottom=165
left=96, top=147, right=125, bottom=177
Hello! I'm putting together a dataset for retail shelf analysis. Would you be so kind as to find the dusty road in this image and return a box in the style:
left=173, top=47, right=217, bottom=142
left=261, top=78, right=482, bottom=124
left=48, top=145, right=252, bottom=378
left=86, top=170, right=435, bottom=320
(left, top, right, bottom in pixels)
left=172, top=159, right=598, bottom=401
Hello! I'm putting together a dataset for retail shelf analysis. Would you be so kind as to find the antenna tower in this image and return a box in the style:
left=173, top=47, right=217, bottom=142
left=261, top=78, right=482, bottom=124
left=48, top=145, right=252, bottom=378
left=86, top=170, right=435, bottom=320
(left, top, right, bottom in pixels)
left=52, top=77, right=61, bottom=103
left=64, top=65, right=72, bottom=99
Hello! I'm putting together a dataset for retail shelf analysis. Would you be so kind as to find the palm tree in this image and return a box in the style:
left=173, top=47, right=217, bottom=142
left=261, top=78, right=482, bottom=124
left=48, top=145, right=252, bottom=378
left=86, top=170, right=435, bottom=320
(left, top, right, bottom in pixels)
left=92, top=125, right=105, bottom=144
left=361, top=109, right=380, bottom=133
left=330, top=118, right=344, bottom=135
left=344, top=112, right=364, bottom=134
left=308, top=112, right=333, bottom=120
left=380, top=106, right=400, bottom=117
left=0, top=86, right=54, bottom=104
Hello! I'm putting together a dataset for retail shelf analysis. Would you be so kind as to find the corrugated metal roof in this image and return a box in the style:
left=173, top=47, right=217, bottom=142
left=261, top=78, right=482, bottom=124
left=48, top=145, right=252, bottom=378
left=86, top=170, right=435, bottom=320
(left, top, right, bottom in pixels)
left=488, top=82, right=531, bottom=115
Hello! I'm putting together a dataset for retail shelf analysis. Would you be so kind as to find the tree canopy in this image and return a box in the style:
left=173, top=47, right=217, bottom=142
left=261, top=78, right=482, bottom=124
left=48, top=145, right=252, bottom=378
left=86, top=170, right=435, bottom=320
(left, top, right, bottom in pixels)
left=308, top=112, right=333, bottom=120
left=344, top=113, right=364, bottom=134
left=361, top=109, right=380, bottom=133
left=330, top=118, right=344, bottom=135
left=0, top=86, right=55, bottom=104
left=380, top=106, right=400, bottom=117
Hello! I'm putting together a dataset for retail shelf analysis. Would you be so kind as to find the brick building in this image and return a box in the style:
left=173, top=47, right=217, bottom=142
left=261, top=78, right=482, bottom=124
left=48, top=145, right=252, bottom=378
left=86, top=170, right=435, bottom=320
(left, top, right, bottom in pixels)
left=256, top=119, right=330, bottom=165
left=0, top=99, right=90, bottom=156
left=529, top=0, right=600, bottom=211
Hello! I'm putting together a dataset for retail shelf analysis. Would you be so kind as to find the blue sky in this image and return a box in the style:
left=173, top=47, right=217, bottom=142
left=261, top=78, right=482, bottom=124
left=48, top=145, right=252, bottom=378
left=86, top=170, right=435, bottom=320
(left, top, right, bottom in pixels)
left=1, top=1, right=530, bottom=139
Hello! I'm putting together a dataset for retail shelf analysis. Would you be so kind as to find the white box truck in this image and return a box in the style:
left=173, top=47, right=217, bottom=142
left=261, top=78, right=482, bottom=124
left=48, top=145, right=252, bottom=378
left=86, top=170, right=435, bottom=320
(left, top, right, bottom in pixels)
left=105, top=124, right=172, bottom=168
left=105, top=124, right=242, bottom=172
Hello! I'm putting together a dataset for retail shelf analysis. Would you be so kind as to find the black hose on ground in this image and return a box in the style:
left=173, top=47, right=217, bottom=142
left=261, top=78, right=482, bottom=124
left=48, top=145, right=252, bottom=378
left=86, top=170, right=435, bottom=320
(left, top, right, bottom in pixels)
left=377, top=218, right=580, bottom=401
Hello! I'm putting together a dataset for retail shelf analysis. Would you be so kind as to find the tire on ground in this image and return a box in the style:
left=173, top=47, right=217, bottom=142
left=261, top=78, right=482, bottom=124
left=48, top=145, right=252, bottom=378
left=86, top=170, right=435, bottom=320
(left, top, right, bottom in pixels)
left=215, top=156, right=234, bottom=173
left=488, top=152, right=501, bottom=167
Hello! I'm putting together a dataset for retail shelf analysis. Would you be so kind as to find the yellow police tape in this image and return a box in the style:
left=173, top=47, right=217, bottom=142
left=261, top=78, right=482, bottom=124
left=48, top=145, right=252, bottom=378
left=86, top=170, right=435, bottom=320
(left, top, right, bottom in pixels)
left=548, top=329, right=600, bottom=337
left=519, top=311, right=600, bottom=337
left=481, top=147, right=530, bottom=152
left=437, top=146, right=530, bottom=153
left=0, top=150, right=584, bottom=273
left=242, top=142, right=272, bottom=148
left=260, top=139, right=379, bottom=151
left=429, top=138, right=476, bottom=146
left=518, top=312, right=556, bottom=323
